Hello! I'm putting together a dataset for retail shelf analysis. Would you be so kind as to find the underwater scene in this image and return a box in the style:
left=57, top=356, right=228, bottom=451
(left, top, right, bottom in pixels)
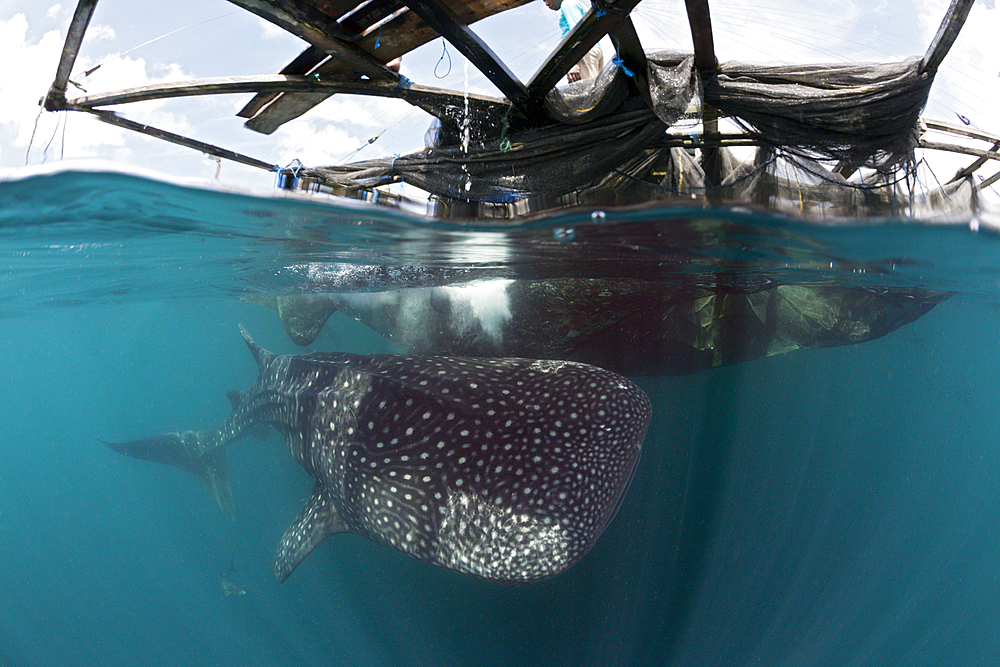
left=2, top=167, right=1000, bottom=666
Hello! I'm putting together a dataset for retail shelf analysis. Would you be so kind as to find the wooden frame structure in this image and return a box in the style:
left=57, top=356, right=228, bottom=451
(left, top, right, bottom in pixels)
left=41, top=0, right=997, bottom=207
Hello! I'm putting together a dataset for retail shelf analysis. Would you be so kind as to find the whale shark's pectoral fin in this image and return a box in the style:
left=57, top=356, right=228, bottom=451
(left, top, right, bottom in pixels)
left=274, top=483, right=348, bottom=582
left=102, top=430, right=235, bottom=519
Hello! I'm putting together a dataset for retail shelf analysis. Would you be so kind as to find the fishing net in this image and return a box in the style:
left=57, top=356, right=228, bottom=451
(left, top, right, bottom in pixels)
left=300, top=50, right=991, bottom=220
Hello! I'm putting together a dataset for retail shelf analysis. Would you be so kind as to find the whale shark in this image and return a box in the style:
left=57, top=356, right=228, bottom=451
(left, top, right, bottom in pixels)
left=105, top=327, right=651, bottom=585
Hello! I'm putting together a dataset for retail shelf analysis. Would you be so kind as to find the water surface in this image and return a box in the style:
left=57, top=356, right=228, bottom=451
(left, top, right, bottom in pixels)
left=1, top=166, right=998, bottom=666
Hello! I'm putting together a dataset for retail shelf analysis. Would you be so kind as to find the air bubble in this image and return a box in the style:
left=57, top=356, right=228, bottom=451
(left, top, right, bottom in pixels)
left=553, top=227, right=575, bottom=242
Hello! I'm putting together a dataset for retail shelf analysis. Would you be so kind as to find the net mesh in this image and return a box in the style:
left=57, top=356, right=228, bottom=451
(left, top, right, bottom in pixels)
left=302, top=50, right=992, bottom=221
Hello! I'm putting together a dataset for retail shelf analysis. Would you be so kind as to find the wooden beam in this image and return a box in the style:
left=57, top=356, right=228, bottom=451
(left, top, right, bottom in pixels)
left=683, top=0, right=717, bottom=73
left=60, top=74, right=510, bottom=118
left=950, top=141, right=1000, bottom=184
left=682, top=0, right=721, bottom=190
left=337, top=0, right=408, bottom=38
left=43, top=0, right=100, bottom=111
left=527, top=0, right=642, bottom=100
left=919, top=140, right=1000, bottom=162
left=82, top=109, right=277, bottom=171
left=404, top=0, right=536, bottom=116
left=923, top=117, right=1000, bottom=144
left=237, top=45, right=328, bottom=119
left=920, top=0, right=974, bottom=74
left=608, top=17, right=648, bottom=99
left=241, top=0, right=535, bottom=135
left=923, top=116, right=1000, bottom=183
left=980, top=169, right=1000, bottom=190
left=225, top=0, right=400, bottom=82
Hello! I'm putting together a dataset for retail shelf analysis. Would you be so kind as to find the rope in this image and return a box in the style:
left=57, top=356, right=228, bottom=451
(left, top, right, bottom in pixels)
left=434, top=39, right=452, bottom=79
left=24, top=105, right=44, bottom=165
left=41, top=112, right=65, bottom=163
left=272, top=160, right=303, bottom=187
left=338, top=130, right=387, bottom=164
left=591, top=0, right=630, bottom=19
left=612, top=56, right=634, bottom=77
left=75, top=11, right=239, bottom=80
left=499, top=103, right=513, bottom=153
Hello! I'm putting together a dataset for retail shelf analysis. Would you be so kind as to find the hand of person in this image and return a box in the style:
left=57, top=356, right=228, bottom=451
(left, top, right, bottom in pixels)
left=567, top=64, right=582, bottom=83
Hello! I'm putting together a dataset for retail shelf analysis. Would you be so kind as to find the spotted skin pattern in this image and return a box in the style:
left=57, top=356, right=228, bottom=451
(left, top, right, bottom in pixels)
left=110, top=327, right=651, bottom=585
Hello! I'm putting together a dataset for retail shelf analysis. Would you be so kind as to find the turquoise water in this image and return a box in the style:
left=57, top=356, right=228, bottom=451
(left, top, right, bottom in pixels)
left=2, top=166, right=1000, bottom=666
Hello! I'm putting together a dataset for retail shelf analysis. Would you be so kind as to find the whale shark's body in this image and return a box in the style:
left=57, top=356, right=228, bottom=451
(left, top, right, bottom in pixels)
left=106, top=327, right=650, bottom=585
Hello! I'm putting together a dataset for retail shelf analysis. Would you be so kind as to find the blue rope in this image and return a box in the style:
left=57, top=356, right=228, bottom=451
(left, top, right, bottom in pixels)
left=612, top=56, right=634, bottom=77
left=434, top=39, right=452, bottom=79
left=396, top=75, right=412, bottom=89
left=375, top=26, right=381, bottom=49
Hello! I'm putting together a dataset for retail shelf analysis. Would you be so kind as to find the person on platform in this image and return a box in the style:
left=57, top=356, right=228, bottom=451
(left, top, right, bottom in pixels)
left=543, top=0, right=605, bottom=82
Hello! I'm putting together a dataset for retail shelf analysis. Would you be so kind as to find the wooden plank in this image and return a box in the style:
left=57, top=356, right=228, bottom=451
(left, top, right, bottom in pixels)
left=337, top=0, right=408, bottom=38
left=921, top=117, right=1000, bottom=184
left=62, top=74, right=509, bottom=117
left=527, top=0, right=642, bottom=100
left=237, top=45, right=328, bottom=119
left=84, top=109, right=277, bottom=171
left=923, top=117, right=1000, bottom=144
left=43, top=0, right=100, bottom=111
left=920, top=0, right=974, bottom=74
left=919, top=140, right=1000, bottom=162
left=243, top=0, right=535, bottom=134
left=980, top=169, right=1000, bottom=190
left=683, top=0, right=717, bottom=73
left=950, top=142, right=1000, bottom=183
left=404, top=0, right=535, bottom=115
left=225, top=0, right=400, bottom=82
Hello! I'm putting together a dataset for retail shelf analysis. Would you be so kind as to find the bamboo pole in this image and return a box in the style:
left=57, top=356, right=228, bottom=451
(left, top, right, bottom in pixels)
left=919, top=140, right=1000, bottom=162
left=60, top=74, right=510, bottom=121
left=920, top=0, right=975, bottom=74
left=43, top=0, right=100, bottom=111
left=84, top=109, right=277, bottom=171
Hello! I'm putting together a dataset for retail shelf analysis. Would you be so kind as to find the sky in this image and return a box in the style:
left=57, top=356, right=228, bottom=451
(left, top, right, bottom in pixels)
left=1, top=0, right=998, bottom=193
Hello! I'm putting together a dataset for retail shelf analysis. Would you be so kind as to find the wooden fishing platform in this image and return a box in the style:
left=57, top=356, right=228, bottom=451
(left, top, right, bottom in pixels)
left=40, top=0, right=999, bottom=218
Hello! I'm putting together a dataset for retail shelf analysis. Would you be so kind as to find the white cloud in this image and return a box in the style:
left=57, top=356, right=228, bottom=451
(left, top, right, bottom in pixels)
left=46, top=4, right=62, bottom=20
left=928, top=0, right=1000, bottom=124
left=0, top=13, right=200, bottom=172
left=0, top=15, right=64, bottom=145
left=269, top=94, right=428, bottom=168
left=87, top=24, right=116, bottom=42
left=258, top=17, right=288, bottom=41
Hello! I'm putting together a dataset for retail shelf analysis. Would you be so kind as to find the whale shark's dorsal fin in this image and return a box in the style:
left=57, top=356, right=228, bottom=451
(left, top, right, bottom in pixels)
left=239, top=325, right=275, bottom=373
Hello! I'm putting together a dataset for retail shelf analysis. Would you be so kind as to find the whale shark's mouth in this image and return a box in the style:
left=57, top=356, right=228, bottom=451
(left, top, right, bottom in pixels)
left=435, top=489, right=573, bottom=585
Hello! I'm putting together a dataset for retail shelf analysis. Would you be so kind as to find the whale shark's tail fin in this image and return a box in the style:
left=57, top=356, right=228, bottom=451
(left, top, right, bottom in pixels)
left=103, top=430, right=235, bottom=519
